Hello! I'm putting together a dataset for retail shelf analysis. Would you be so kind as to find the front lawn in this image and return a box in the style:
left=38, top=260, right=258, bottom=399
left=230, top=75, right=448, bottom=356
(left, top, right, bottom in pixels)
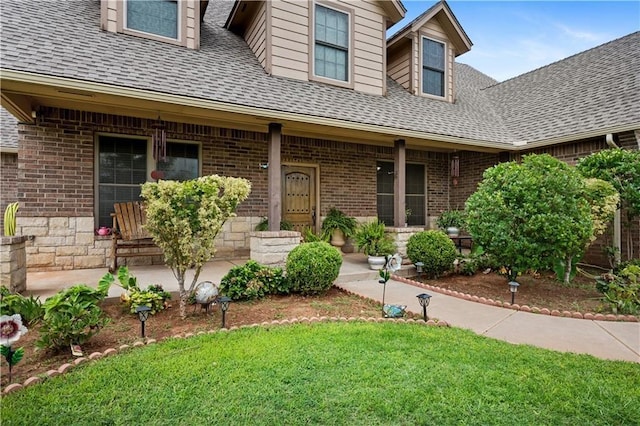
left=2, top=322, right=639, bottom=425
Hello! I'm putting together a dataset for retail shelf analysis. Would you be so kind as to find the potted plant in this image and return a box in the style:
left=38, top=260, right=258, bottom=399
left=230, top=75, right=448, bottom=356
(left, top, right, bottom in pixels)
left=436, top=210, right=466, bottom=237
left=321, top=207, right=357, bottom=249
left=354, top=220, right=397, bottom=269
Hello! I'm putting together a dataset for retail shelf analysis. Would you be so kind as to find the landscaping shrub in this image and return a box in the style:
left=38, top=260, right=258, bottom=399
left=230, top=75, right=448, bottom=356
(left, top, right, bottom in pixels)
left=37, top=279, right=112, bottom=351
left=0, top=286, right=43, bottom=327
left=286, top=242, right=342, bottom=295
left=407, top=231, right=457, bottom=278
left=220, top=260, right=287, bottom=300
left=596, top=264, right=640, bottom=315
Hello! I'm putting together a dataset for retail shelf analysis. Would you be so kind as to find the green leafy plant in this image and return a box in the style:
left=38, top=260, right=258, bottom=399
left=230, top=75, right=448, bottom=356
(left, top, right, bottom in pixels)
left=320, top=207, right=357, bottom=240
left=141, top=175, right=251, bottom=319
left=0, top=287, right=44, bottom=327
left=354, top=220, right=396, bottom=256
left=286, top=242, right=343, bottom=295
left=578, top=148, right=640, bottom=260
left=220, top=260, right=287, bottom=300
left=111, top=267, right=172, bottom=314
left=596, top=265, right=640, bottom=314
left=3, top=202, right=19, bottom=236
left=407, top=230, right=457, bottom=278
left=436, top=210, right=466, bottom=231
left=255, top=217, right=294, bottom=231
left=465, top=154, right=593, bottom=284
left=37, top=277, right=112, bottom=351
left=301, top=227, right=325, bottom=242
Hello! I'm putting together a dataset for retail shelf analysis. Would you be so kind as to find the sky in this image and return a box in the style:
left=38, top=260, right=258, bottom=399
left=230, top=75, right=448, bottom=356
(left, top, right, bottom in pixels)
left=388, top=1, right=640, bottom=82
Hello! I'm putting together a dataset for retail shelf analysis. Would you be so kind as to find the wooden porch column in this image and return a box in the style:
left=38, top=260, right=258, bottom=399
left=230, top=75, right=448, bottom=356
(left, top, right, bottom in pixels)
left=268, top=123, right=282, bottom=232
left=394, top=139, right=406, bottom=227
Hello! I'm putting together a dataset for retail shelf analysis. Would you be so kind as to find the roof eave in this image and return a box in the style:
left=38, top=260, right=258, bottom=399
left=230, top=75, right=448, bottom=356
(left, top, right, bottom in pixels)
left=513, top=124, right=640, bottom=151
left=0, top=69, right=515, bottom=152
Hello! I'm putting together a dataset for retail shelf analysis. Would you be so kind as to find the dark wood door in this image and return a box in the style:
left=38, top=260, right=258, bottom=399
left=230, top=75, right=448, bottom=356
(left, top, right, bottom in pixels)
left=282, top=166, right=316, bottom=232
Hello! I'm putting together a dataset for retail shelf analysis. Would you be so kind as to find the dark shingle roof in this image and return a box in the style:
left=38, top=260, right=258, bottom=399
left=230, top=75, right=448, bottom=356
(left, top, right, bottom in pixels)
left=1, top=0, right=637, bottom=147
left=483, top=31, right=640, bottom=144
left=0, top=107, right=18, bottom=150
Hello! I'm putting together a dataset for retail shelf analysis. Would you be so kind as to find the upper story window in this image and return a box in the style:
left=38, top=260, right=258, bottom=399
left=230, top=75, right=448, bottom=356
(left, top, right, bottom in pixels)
left=314, top=4, right=350, bottom=82
left=422, top=37, right=445, bottom=97
left=125, top=0, right=179, bottom=39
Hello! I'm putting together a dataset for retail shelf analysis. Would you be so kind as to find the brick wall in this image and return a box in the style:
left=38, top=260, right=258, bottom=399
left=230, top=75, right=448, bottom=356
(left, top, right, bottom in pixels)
left=11, top=107, right=453, bottom=269
left=0, top=152, right=18, bottom=233
left=450, top=151, right=500, bottom=210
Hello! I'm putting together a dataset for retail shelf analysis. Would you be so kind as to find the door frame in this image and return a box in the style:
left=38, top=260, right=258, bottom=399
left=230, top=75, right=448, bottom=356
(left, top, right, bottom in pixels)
left=282, top=162, right=321, bottom=232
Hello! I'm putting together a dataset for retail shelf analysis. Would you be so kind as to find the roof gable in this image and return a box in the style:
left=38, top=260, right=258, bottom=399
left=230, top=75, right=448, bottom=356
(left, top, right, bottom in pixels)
left=388, top=1, right=471, bottom=56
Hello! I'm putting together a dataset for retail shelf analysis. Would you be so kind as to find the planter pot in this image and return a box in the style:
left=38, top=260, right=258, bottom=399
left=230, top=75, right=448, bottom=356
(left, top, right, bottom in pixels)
left=341, top=238, right=354, bottom=253
left=368, top=255, right=387, bottom=270
left=330, top=229, right=346, bottom=248
left=446, top=227, right=460, bottom=238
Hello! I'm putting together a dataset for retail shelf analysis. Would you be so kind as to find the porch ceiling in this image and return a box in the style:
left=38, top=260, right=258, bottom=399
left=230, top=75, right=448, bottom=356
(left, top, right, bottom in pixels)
left=0, top=70, right=505, bottom=154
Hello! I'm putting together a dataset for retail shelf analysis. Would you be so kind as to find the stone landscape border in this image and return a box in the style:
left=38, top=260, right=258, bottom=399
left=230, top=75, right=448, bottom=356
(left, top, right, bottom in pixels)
left=1, top=316, right=448, bottom=396
left=391, top=275, right=639, bottom=323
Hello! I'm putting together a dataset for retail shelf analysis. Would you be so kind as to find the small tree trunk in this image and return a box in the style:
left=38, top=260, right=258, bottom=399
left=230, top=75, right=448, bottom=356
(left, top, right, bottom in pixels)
left=176, top=272, right=187, bottom=319
left=563, top=255, right=573, bottom=285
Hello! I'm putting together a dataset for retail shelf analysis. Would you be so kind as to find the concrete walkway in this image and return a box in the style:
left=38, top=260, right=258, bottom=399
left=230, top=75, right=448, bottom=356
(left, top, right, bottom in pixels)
left=25, top=254, right=639, bottom=363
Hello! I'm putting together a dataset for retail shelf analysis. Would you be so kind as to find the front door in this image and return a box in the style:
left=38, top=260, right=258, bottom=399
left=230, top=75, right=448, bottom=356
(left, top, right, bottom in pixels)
left=282, top=165, right=316, bottom=232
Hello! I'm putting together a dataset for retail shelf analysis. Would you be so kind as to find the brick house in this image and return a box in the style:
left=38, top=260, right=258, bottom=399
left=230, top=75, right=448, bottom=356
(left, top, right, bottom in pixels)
left=0, top=0, right=638, bottom=271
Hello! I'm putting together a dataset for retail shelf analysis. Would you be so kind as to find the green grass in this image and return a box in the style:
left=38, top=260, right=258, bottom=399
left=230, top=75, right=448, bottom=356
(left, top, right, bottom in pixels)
left=2, top=322, right=639, bottom=425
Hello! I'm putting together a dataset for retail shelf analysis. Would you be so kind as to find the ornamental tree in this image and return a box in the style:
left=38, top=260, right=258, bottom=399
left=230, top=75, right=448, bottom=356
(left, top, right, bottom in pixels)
left=577, top=148, right=640, bottom=259
left=465, top=154, right=593, bottom=284
left=141, top=175, right=251, bottom=319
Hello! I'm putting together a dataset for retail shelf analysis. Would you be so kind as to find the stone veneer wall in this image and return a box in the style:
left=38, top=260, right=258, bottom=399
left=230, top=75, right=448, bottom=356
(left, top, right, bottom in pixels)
left=16, top=216, right=262, bottom=271
left=386, top=227, right=426, bottom=259
left=250, top=231, right=301, bottom=268
left=0, top=236, right=27, bottom=293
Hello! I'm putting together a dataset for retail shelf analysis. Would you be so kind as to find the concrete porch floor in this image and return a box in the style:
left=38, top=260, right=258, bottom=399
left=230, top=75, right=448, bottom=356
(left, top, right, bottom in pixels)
left=25, top=253, right=379, bottom=300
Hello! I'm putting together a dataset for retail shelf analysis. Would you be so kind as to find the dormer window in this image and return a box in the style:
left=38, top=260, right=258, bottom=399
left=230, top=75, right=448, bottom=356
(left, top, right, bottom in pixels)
left=421, top=37, right=446, bottom=97
left=125, top=0, right=179, bottom=40
left=311, top=3, right=353, bottom=88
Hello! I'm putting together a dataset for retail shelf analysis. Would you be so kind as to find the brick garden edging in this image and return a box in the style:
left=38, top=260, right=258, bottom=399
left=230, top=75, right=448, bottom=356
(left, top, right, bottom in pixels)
left=1, top=316, right=448, bottom=396
left=392, top=275, right=639, bottom=323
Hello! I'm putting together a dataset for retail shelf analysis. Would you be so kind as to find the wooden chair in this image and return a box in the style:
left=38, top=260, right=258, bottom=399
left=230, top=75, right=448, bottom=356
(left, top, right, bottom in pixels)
left=110, top=202, right=161, bottom=272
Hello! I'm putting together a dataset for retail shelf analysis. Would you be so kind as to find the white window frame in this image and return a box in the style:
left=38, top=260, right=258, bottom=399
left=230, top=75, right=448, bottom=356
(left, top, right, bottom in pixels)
left=309, top=1, right=354, bottom=89
left=122, top=0, right=183, bottom=44
left=420, top=35, right=447, bottom=99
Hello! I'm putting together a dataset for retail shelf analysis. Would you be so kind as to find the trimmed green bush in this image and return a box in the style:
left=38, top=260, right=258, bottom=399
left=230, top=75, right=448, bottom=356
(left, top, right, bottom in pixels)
left=220, top=260, right=287, bottom=300
left=286, top=242, right=343, bottom=295
left=407, top=230, right=457, bottom=278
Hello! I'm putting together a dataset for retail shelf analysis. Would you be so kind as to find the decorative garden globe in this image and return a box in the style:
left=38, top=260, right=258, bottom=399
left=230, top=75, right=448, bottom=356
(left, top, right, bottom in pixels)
left=194, top=281, right=219, bottom=305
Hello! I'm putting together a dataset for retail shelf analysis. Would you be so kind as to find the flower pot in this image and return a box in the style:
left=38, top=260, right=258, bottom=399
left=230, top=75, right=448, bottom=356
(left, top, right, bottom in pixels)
left=446, top=227, right=459, bottom=238
left=341, top=238, right=354, bottom=253
left=368, top=255, right=387, bottom=270
left=330, top=229, right=346, bottom=248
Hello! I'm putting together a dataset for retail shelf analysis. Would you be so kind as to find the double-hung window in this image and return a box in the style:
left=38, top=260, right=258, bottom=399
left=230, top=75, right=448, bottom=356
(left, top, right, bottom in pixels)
left=96, top=135, right=200, bottom=227
left=422, top=37, right=445, bottom=97
left=125, top=0, right=179, bottom=40
left=314, top=4, right=349, bottom=82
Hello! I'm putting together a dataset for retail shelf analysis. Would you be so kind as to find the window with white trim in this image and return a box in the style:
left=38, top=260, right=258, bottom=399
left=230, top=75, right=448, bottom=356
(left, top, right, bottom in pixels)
left=422, top=37, right=445, bottom=97
left=125, top=0, right=179, bottom=40
left=314, top=4, right=349, bottom=82
left=96, top=135, right=199, bottom=227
